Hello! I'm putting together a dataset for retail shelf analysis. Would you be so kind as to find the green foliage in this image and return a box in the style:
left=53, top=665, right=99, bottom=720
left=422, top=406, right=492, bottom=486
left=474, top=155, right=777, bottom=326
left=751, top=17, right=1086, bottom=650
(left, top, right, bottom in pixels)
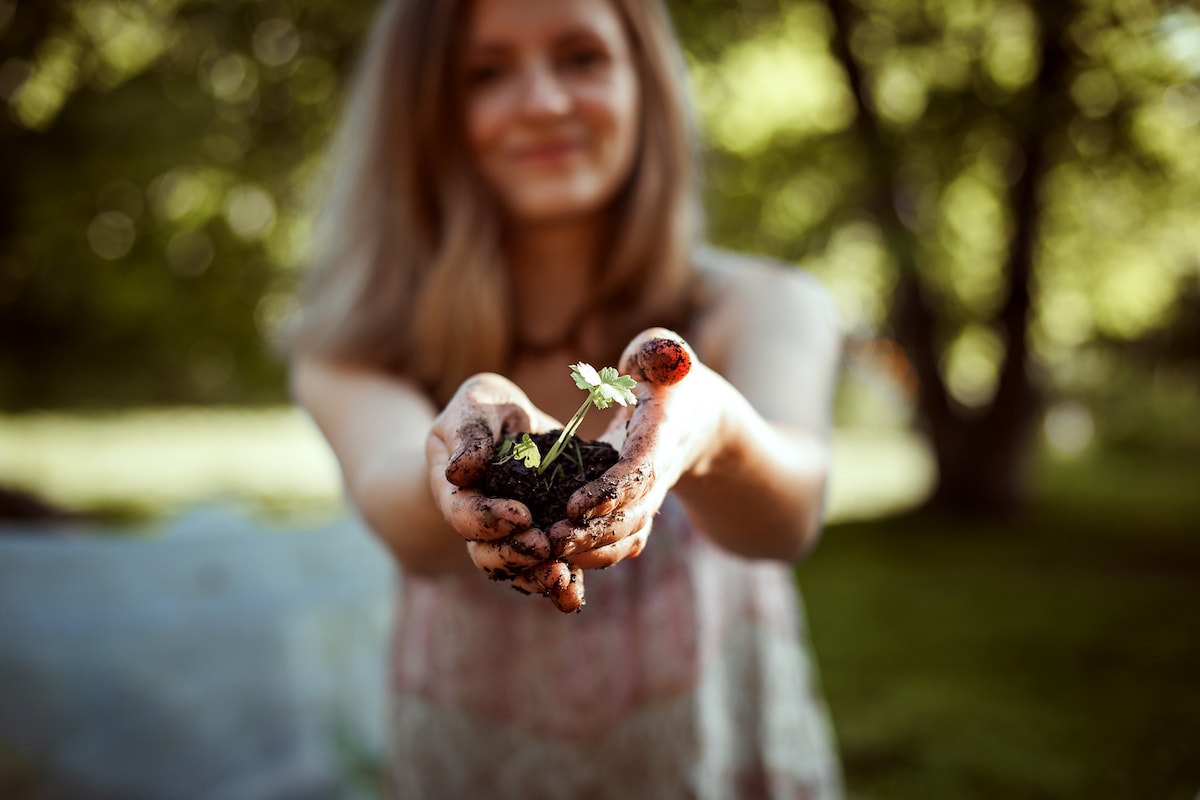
left=570, top=363, right=638, bottom=409
left=494, top=433, right=543, bottom=470
left=1, top=0, right=1197, bottom=415
left=0, top=0, right=376, bottom=409
left=672, top=0, right=1200, bottom=410
left=799, top=447, right=1200, bottom=798
left=512, top=434, right=542, bottom=469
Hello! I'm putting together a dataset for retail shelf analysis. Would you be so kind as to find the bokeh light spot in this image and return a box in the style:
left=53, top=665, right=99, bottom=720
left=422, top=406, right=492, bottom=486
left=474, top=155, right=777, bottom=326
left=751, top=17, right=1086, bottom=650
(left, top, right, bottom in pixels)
left=1163, top=82, right=1200, bottom=127
left=943, top=324, right=1004, bottom=407
left=253, top=18, right=301, bottom=68
left=167, top=230, right=215, bottom=278
left=1043, top=401, right=1095, bottom=456
left=223, top=184, right=277, bottom=240
left=86, top=211, right=136, bottom=261
left=875, top=60, right=928, bottom=126
left=206, top=52, right=258, bottom=103
left=149, top=168, right=224, bottom=224
left=1071, top=68, right=1120, bottom=118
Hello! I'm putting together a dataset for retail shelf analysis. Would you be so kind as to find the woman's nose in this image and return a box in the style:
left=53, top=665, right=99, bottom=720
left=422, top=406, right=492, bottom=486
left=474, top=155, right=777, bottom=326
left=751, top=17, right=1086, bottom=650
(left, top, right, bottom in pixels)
left=517, top=62, right=571, bottom=117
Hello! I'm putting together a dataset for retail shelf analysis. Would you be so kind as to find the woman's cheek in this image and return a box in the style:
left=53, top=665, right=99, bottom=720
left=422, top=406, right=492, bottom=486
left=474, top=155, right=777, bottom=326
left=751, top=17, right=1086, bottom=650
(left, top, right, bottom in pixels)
left=464, top=95, right=506, bottom=154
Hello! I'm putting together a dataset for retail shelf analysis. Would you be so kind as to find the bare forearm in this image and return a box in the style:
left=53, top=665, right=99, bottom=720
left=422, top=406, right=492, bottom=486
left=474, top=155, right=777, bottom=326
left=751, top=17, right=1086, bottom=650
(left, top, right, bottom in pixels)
left=291, top=357, right=472, bottom=576
left=351, top=445, right=473, bottom=574
left=673, top=379, right=829, bottom=561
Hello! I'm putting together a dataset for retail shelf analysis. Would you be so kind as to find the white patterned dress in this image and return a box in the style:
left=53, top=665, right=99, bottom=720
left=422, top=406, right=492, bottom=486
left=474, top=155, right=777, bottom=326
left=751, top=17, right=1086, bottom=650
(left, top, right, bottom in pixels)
left=386, top=495, right=843, bottom=799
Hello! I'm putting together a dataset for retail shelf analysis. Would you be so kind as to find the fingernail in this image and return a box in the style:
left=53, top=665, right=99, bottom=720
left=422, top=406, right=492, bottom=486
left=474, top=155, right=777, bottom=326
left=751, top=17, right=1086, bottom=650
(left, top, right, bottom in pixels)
left=639, top=337, right=691, bottom=386
left=583, top=499, right=615, bottom=520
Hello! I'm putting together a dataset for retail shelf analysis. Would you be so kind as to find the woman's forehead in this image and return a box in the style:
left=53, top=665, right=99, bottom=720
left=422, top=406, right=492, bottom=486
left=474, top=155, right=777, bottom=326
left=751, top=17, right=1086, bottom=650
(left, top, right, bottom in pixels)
left=462, top=0, right=628, bottom=50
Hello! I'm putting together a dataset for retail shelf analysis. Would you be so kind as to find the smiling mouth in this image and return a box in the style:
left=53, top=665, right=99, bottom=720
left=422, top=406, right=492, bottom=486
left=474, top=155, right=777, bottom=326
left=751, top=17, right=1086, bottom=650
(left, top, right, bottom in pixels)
left=512, top=141, right=581, bottom=163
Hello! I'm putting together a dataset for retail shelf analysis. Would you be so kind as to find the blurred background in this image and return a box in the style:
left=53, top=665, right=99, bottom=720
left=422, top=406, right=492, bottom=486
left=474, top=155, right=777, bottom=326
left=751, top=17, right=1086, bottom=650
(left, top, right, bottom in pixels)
left=1, top=0, right=1198, bottom=798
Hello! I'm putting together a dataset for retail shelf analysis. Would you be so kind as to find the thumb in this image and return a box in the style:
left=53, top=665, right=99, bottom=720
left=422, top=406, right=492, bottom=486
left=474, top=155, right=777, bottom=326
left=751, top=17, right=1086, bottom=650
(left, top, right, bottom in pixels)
left=620, top=328, right=694, bottom=388
left=444, top=420, right=495, bottom=488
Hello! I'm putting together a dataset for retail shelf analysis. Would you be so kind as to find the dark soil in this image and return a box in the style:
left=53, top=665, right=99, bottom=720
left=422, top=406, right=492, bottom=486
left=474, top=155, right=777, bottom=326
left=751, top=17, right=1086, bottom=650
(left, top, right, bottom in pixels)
left=482, top=430, right=619, bottom=530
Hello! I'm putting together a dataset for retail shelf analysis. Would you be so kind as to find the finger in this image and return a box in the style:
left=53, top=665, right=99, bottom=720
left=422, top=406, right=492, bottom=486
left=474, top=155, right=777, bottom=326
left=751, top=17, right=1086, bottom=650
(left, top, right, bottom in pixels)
left=637, top=335, right=693, bottom=386
left=442, top=486, right=532, bottom=541
left=444, top=420, right=496, bottom=488
left=565, top=456, right=655, bottom=523
left=596, top=402, right=635, bottom=451
left=516, top=561, right=586, bottom=613
left=466, top=529, right=551, bottom=580
left=510, top=560, right=588, bottom=612
left=565, top=525, right=650, bottom=570
left=443, top=394, right=547, bottom=487
left=618, top=328, right=693, bottom=387
left=511, top=571, right=542, bottom=596
left=548, top=566, right=586, bottom=613
left=517, top=559, right=570, bottom=595
left=547, top=505, right=653, bottom=558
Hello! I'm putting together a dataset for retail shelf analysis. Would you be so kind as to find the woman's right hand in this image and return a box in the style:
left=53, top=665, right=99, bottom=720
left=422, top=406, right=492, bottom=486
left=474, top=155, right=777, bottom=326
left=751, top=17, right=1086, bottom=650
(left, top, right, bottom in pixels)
left=426, top=373, right=564, bottom=583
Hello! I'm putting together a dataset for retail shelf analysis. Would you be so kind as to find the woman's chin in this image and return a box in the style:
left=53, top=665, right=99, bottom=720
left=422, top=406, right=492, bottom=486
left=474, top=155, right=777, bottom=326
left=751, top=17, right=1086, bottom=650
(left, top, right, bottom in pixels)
left=500, top=184, right=616, bottom=226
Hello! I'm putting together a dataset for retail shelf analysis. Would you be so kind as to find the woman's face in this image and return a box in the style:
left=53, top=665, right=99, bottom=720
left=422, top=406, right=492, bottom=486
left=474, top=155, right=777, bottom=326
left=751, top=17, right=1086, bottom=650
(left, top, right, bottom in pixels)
left=458, top=0, right=641, bottom=225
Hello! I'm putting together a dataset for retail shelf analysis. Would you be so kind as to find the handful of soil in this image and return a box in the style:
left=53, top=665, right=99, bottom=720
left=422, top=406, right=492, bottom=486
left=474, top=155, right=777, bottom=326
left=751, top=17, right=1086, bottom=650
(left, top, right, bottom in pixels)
left=470, top=336, right=693, bottom=612
left=481, top=430, right=619, bottom=613
left=482, top=430, right=619, bottom=531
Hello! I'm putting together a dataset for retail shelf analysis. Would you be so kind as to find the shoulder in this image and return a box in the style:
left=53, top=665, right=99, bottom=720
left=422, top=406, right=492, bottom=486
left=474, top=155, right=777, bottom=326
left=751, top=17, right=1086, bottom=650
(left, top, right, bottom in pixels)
left=696, top=246, right=839, bottom=323
left=688, top=245, right=844, bottom=425
left=691, top=245, right=842, bottom=361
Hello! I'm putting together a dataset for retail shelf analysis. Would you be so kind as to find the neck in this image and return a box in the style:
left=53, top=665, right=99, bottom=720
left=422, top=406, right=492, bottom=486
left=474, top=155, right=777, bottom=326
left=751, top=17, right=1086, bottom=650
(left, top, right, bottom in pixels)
left=506, top=216, right=604, bottom=281
left=504, top=217, right=605, bottom=349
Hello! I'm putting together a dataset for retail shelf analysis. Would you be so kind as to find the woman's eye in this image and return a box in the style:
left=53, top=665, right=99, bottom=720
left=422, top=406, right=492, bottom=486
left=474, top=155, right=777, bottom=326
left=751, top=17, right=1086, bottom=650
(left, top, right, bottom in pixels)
left=562, top=49, right=608, bottom=72
left=466, top=63, right=506, bottom=87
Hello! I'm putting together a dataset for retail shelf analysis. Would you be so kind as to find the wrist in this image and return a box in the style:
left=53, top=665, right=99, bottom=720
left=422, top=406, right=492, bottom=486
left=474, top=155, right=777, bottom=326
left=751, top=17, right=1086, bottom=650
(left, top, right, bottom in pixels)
left=676, top=366, right=750, bottom=482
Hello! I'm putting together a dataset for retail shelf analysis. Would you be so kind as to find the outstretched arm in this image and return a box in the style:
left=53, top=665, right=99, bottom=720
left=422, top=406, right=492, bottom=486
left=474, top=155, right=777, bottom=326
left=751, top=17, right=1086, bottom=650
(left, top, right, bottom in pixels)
left=553, top=263, right=843, bottom=566
left=683, top=263, right=842, bottom=558
left=291, top=359, right=553, bottom=577
left=291, top=358, right=469, bottom=573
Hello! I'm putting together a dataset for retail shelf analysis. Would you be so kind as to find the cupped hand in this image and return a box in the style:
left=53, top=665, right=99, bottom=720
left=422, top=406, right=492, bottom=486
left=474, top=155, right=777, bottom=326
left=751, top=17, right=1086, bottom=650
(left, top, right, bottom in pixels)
left=429, top=337, right=712, bottom=614
left=543, top=328, right=713, bottom=574
left=426, top=373, right=562, bottom=581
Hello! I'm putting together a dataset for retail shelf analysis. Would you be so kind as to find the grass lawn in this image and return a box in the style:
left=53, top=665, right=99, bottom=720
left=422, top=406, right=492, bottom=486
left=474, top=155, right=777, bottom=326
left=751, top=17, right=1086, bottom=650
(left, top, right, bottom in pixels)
left=797, top=447, right=1200, bottom=799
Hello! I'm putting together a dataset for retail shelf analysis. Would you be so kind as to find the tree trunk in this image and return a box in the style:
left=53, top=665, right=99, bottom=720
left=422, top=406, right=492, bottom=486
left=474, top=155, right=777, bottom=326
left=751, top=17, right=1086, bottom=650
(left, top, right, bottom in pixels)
left=824, top=0, right=1073, bottom=514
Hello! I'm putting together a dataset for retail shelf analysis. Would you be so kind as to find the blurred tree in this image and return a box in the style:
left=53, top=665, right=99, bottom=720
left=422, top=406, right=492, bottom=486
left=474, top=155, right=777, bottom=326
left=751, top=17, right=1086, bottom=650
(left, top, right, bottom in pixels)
left=0, top=0, right=376, bottom=408
left=670, top=0, right=1200, bottom=513
left=2, top=0, right=1197, bottom=513
left=820, top=0, right=1075, bottom=513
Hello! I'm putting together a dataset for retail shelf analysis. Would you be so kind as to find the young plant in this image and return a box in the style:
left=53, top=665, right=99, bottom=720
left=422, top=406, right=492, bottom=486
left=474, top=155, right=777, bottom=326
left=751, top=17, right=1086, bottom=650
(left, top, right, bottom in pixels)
left=498, top=363, right=637, bottom=476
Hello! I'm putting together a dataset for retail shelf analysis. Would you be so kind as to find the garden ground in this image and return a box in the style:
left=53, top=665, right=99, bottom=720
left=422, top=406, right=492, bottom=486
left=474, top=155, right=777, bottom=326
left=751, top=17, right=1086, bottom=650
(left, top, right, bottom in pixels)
left=799, top=446, right=1200, bottom=799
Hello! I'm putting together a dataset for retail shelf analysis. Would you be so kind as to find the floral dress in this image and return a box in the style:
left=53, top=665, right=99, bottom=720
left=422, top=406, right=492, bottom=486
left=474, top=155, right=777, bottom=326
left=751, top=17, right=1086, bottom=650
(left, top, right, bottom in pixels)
left=387, top=495, right=843, bottom=799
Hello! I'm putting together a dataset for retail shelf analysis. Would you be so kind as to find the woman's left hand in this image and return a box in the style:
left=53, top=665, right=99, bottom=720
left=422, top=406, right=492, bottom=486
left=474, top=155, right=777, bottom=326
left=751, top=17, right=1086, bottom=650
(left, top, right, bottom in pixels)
left=538, top=328, right=717, bottom=574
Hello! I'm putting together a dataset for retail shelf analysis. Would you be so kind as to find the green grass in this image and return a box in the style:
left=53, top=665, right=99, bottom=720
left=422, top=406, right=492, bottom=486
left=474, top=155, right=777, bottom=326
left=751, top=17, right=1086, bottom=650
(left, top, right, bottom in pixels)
left=797, top=447, right=1200, bottom=799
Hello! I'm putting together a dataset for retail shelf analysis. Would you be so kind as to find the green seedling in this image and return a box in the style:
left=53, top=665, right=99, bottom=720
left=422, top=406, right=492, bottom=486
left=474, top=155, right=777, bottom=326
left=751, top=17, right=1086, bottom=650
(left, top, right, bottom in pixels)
left=497, top=363, right=637, bottom=476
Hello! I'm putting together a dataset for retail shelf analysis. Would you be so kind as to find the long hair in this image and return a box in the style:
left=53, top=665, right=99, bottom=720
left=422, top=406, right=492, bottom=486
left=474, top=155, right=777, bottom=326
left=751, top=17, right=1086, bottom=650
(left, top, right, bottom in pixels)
left=287, top=0, right=702, bottom=403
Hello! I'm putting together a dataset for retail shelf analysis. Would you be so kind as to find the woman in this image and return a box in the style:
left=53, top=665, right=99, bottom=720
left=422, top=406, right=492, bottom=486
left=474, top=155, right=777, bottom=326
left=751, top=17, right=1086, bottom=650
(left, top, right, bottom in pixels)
left=288, top=0, right=844, bottom=796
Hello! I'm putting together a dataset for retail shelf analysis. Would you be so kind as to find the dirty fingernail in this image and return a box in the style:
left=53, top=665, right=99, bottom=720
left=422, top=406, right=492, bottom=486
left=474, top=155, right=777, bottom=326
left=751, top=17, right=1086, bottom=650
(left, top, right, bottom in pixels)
left=639, top=337, right=692, bottom=386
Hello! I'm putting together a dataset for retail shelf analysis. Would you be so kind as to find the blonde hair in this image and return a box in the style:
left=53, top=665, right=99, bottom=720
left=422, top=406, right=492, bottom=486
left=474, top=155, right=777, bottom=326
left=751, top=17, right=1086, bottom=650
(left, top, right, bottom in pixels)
left=287, top=0, right=701, bottom=403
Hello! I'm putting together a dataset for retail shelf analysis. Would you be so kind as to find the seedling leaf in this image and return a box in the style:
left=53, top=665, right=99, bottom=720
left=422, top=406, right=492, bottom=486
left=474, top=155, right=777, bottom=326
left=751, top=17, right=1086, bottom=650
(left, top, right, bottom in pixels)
left=513, top=434, right=542, bottom=469
left=532, top=363, right=639, bottom=476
